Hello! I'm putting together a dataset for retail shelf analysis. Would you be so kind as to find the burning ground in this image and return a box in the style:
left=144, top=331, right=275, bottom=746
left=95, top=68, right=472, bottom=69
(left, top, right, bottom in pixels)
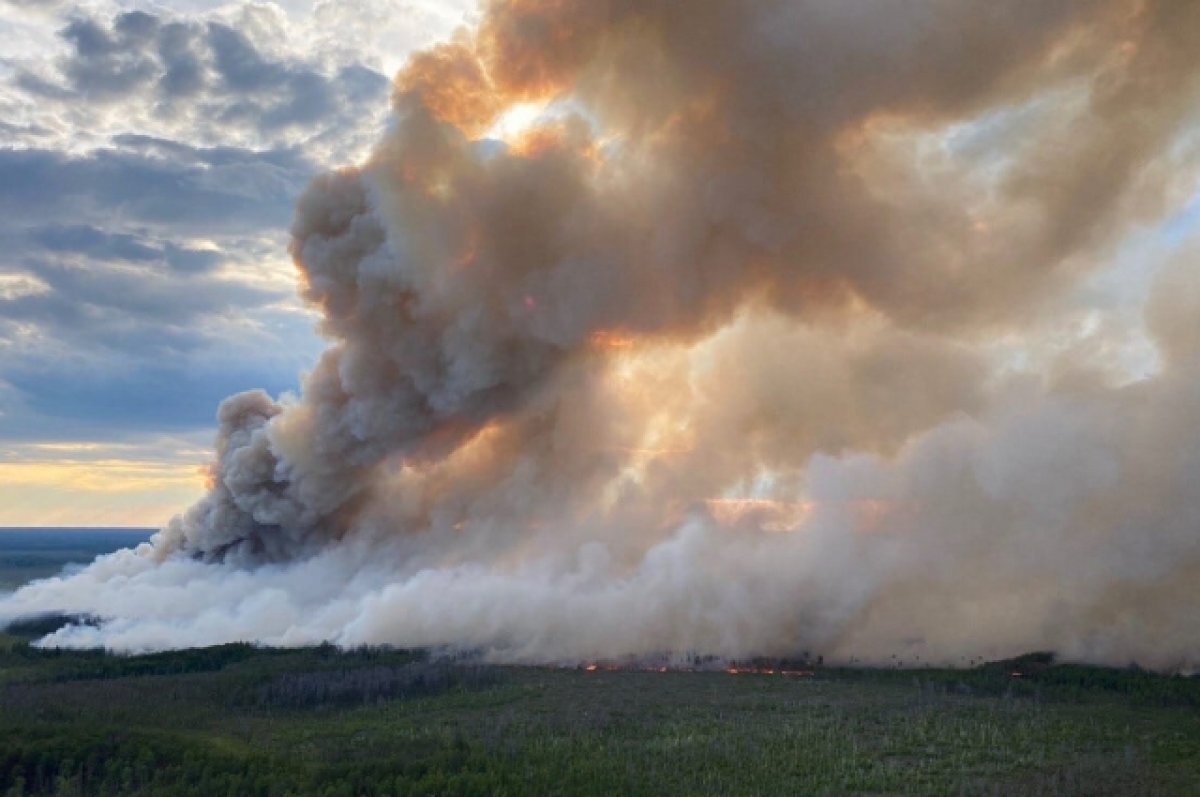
left=3, top=0, right=1200, bottom=669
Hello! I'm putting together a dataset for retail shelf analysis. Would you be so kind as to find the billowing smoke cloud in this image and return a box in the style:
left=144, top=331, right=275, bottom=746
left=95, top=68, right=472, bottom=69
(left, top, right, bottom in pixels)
left=4, top=0, right=1200, bottom=669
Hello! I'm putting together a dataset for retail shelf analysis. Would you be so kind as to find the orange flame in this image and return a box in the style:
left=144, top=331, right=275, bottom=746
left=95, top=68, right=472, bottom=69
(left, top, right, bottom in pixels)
left=724, top=667, right=815, bottom=677
left=576, top=662, right=816, bottom=676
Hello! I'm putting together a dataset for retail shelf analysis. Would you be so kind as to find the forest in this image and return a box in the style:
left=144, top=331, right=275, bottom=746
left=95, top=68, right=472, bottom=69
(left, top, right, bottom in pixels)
left=2, top=616, right=1199, bottom=796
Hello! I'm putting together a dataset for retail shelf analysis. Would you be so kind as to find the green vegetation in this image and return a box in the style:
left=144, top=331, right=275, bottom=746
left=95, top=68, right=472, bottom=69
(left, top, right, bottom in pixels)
left=1, top=622, right=1198, bottom=796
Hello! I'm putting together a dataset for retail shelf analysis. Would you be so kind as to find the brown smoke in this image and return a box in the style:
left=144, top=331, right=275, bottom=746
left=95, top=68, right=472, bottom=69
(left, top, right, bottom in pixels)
left=6, top=0, right=1200, bottom=668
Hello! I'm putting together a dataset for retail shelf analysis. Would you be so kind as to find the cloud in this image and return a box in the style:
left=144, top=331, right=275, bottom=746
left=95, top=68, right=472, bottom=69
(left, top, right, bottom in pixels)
left=7, top=6, right=392, bottom=160
left=0, top=0, right=472, bottom=526
left=0, top=3, right=354, bottom=449
left=30, top=224, right=222, bottom=273
left=0, top=216, right=320, bottom=438
left=0, top=433, right=209, bottom=527
left=0, top=0, right=66, bottom=11
left=0, top=133, right=323, bottom=439
left=0, top=139, right=310, bottom=232
left=56, top=13, right=160, bottom=98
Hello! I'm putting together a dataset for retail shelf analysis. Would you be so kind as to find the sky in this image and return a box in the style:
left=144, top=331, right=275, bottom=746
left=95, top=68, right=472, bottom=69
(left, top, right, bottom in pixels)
left=2, top=0, right=1199, bottom=666
left=0, top=0, right=474, bottom=526
left=0, top=0, right=1196, bottom=531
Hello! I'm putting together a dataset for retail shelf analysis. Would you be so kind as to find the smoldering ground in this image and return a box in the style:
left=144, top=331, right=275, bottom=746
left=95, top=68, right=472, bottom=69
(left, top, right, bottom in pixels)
left=3, top=0, right=1200, bottom=669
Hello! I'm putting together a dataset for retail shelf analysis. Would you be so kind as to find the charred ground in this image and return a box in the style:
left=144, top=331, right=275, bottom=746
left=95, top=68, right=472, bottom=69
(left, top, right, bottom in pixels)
left=1, top=619, right=1198, bottom=796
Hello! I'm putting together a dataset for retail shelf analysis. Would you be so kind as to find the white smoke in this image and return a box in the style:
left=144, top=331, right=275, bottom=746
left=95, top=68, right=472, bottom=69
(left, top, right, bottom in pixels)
left=3, top=0, right=1200, bottom=669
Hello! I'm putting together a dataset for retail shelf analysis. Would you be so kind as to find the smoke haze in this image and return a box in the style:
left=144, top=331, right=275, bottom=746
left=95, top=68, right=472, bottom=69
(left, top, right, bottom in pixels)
left=4, top=0, right=1200, bottom=669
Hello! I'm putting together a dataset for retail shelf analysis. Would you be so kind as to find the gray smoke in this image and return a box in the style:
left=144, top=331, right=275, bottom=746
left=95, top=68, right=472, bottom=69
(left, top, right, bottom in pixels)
left=3, top=0, right=1200, bottom=669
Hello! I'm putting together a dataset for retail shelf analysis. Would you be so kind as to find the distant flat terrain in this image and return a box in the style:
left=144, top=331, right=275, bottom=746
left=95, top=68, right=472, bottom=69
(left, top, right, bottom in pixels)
left=0, top=624, right=1197, bottom=796
left=0, top=529, right=153, bottom=592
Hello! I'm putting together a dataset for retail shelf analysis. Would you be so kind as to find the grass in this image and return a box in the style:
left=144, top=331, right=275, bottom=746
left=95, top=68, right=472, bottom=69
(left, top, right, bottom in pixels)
left=1, top=622, right=1198, bottom=795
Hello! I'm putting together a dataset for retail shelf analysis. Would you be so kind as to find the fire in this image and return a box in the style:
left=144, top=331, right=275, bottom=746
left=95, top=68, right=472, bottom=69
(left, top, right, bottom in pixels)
left=573, top=650, right=823, bottom=677
left=724, top=667, right=816, bottom=677
left=581, top=663, right=815, bottom=676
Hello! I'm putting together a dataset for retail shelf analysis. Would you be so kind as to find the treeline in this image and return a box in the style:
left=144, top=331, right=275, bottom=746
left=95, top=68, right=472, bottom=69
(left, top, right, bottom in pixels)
left=1, top=616, right=100, bottom=640
left=1, top=730, right=294, bottom=797
left=0, top=629, right=432, bottom=685
left=2, top=640, right=280, bottom=682
left=242, top=661, right=504, bottom=709
left=0, top=639, right=517, bottom=796
left=904, top=652, right=1200, bottom=708
left=2, top=639, right=1200, bottom=795
left=0, top=728, right=511, bottom=797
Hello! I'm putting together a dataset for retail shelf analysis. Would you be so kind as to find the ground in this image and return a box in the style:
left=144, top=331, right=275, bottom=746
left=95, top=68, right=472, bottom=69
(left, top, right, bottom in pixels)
left=0, top=619, right=1198, bottom=796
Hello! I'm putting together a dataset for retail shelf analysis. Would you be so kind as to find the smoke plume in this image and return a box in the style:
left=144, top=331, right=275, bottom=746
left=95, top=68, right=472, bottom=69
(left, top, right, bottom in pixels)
left=4, top=0, right=1200, bottom=669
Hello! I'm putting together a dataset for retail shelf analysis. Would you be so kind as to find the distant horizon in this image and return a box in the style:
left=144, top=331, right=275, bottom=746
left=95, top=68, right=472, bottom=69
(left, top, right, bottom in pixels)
left=0, top=526, right=157, bottom=532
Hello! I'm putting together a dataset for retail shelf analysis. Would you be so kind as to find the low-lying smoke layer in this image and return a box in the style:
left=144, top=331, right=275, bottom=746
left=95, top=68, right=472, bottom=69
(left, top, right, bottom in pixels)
left=4, top=0, right=1200, bottom=669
